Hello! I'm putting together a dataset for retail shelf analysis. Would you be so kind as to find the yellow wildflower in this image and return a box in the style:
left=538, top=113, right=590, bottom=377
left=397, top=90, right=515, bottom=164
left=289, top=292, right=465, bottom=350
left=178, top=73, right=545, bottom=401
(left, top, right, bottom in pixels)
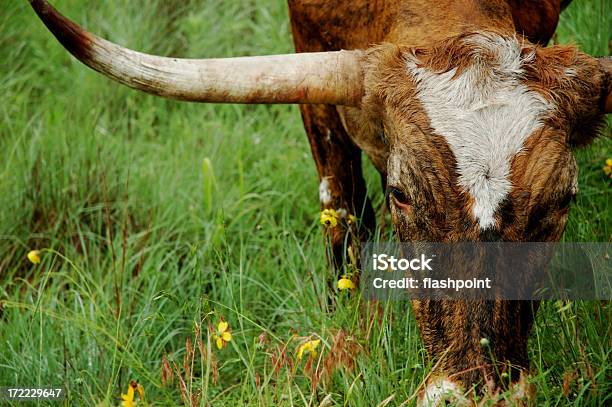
left=320, top=209, right=339, bottom=227
left=347, top=214, right=358, bottom=225
left=27, top=250, right=41, bottom=265
left=136, top=383, right=144, bottom=402
left=337, top=277, right=356, bottom=291
left=213, top=320, right=232, bottom=350
left=121, top=381, right=136, bottom=407
left=297, top=339, right=321, bottom=360
left=603, top=158, right=612, bottom=179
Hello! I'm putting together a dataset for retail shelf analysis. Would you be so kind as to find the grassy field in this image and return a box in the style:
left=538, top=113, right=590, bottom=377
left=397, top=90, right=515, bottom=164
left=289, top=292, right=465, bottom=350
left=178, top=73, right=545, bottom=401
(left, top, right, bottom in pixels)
left=1, top=0, right=610, bottom=405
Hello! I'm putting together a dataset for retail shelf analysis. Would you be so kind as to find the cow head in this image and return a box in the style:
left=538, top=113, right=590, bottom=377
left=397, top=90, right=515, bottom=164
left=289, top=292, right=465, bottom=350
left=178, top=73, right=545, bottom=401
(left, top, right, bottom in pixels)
left=30, top=0, right=611, bottom=404
left=360, top=32, right=609, bottom=243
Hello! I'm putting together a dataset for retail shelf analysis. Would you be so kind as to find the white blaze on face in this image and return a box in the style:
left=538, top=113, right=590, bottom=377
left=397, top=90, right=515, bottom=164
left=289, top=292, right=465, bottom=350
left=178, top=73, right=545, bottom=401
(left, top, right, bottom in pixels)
left=406, top=34, right=551, bottom=229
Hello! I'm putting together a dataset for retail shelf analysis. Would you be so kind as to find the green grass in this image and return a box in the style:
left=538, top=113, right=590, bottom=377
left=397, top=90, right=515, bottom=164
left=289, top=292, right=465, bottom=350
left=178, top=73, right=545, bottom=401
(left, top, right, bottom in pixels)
left=0, top=0, right=610, bottom=405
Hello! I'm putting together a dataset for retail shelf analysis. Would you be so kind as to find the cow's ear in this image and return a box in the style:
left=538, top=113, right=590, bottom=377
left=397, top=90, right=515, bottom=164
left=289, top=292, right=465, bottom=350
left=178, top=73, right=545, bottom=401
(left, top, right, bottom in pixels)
left=521, top=46, right=607, bottom=147
left=568, top=57, right=611, bottom=147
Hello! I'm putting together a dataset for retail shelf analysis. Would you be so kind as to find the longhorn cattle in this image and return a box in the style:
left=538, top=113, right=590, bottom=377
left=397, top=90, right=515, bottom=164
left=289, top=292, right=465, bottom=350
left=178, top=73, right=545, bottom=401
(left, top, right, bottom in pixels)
left=29, top=0, right=611, bottom=405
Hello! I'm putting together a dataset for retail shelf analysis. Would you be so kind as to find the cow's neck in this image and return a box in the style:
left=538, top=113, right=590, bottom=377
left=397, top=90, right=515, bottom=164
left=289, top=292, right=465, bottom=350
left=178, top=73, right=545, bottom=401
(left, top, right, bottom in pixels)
left=384, top=0, right=516, bottom=47
left=289, top=0, right=520, bottom=53
left=290, top=0, right=559, bottom=53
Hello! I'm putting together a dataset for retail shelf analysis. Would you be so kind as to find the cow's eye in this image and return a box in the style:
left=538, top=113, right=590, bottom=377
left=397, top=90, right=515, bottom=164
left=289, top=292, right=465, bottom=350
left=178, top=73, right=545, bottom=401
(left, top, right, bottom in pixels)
left=388, top=186, right=411, bottom=206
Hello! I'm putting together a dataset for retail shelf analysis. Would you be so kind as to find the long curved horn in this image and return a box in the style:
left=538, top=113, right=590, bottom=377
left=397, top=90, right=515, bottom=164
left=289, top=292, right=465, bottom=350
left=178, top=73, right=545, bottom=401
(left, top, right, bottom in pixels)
left=29, top=0, right=364, bottom=106
left=598, top=57, right=612, bottom=113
